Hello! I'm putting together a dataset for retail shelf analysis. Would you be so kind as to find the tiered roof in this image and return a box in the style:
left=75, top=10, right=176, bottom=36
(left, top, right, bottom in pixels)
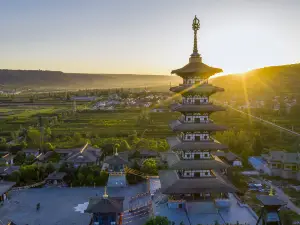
left=85, top=196, right=124, bottom=213
left=171, top=103, right=225, bottom=113
left=104, top=152, right=129, bottom=166
left=167, top=137, right=228, bottom=151
left=159, top=170, right=237, bottom=194
left=161, top=152, right=229, bottom=170
left=170, top=83, right=224, bottom=94
left=171, top=58, right=223, bottom=79
left=170, top=120, right=227, bottom=132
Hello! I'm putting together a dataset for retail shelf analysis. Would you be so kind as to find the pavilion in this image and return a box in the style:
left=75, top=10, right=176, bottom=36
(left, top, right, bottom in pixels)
left=85, top=187, right=124, bottom=225
left=104, top=150, right=129, bottom=187
left=45, top=171, right=67, bottom=187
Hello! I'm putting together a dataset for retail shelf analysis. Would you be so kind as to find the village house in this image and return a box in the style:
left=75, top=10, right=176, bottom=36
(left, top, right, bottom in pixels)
left=262, top=150, right=300, bottom=181
left=22, top=149, right=40, bottom=158
left=0, top=166, right=20, bottom=179
left=55, top=143, right=102, bottom=168
left=1, top=153, right=14, bottom=165
left=212, top=151, right=243, bottom=167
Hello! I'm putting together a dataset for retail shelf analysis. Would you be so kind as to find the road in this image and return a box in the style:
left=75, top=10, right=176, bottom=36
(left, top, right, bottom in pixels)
left=252, top=178, right=300, bottom=215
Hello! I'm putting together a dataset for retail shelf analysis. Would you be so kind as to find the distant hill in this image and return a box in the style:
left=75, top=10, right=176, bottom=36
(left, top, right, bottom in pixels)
left=0, top=70, right=181, bottom=90
left=211, top=63, right=300, bottom=102
left=1, top=63, right=300, bottom=94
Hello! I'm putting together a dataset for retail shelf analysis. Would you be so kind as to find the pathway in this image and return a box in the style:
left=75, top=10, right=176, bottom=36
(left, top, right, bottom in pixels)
left=252, top=178, right=300, bottom=215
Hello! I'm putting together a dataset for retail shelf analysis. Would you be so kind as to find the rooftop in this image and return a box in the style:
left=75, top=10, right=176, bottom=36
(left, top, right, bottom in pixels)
left=45, top=172, right=67, bottom=180
left=0, top=181, right=16, bottom=195
left=167, top=136, right=228, bottom=151
left=85, top=196, right=124, bottom=214
left=170, top=119, right=227, bottom=132
left=170, top=83, right=224, bottom=94
left=159, top=170, right=237, bottom=194
left=161, top=152, right=229, bottom=170
left=256, top=195, right=286, bottom=207
left=171, top=103, right=225, bottom=113
left=104, top=152, right=129, bottom=165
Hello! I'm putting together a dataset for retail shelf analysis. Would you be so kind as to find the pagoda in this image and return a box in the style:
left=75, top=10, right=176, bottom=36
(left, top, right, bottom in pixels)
left=159, top=16, right=237, bottom=208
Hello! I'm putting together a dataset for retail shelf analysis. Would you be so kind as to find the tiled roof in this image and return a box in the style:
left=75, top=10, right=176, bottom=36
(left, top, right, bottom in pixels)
left=159, top=170, right=237, bottom=194
left=170, top=83, right=224, bottom=94
left=161, top=152, right=229, bottom=170
left=46, top=172, right=67, bottom=180
left=171, top=104, right=225, bottom=113
left=104, top=153, right=129, bottom=165
left=167, top=137, right=228, bottom=151
left=171, top=61, right=223, bottom=77
left=170, top=120, right=227, bottom=132
left=85, top=196, right=124, bottom=213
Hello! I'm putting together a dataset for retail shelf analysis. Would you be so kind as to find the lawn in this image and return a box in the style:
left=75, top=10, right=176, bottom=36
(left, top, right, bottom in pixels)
left=283, top=187, right=300, bottom=207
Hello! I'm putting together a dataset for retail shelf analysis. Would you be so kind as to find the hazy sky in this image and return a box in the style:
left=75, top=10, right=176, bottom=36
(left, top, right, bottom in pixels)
left=1, top=0, right=299, bottom=75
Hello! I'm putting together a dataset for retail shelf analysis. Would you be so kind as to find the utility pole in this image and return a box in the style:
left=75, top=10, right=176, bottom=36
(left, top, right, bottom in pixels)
left=39, top=116, right=44, bottom=153
left=73, top=100, right=77, bottom=114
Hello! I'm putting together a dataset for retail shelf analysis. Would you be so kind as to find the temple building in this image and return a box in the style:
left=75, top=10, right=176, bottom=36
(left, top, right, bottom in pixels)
left=85, top=187, right=124, bottom=225
left=103, top=150, right=128, bottom=187
left=159, top=16, right=237, bottom=208
left=256, top=195, right=285, bottom=225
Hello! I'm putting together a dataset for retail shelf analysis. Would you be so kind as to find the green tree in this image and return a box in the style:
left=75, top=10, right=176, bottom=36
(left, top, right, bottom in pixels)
left=77, top=172, right=85, bottom=185
left=144, top=216, right=171, bottom=225
left=74, top=132, right=81, bottom=142
left=14, top=151, right=26, bottom=165
left=141, top=158, right=158, bottom=175
left=0, top=137, right=6, bottom=144
left=24, top=155, right=36, bottom=165
left=27, top=128, right=41, bottom=147
left=86, top=174, right=94, bottom=185
left=44, top=142, right=54, bottom=151
left=119, top=139, right=131, bottom=151
left=45, top=127, right=52, bottom=140
left=44, top=163, right=55, bottom=174
left=8, top=170, right=21, bottom=184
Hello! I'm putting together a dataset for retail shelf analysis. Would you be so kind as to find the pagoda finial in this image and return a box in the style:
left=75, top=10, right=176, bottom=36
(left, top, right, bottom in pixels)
left=114, top=144, right=119, bottom=156
left=191, top=15, right=201, bottom=59
left=103, top=186, right=108, bottom=198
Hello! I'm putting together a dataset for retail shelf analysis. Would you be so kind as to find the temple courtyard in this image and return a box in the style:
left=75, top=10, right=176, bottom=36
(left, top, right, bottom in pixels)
left=1, top=179, right=258, bottom=225
left=0, top=183, right=151, bottom=225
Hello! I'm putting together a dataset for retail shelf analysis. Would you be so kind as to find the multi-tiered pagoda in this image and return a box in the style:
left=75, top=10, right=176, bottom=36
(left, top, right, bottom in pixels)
left=159, top=16, right=237, bottom=208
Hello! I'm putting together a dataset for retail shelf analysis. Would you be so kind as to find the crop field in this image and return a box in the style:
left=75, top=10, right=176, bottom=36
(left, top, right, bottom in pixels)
left=51, top=111, right=179, bottom=138
left=0, top=105, right=71, bottom=138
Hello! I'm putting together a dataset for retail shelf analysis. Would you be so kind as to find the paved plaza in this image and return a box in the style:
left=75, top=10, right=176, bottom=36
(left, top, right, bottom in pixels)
left=1, top=179, right=258, bottom=225
left=153, top=194, right=258, bottom=225
left=0, top=183, right=149, bottom=225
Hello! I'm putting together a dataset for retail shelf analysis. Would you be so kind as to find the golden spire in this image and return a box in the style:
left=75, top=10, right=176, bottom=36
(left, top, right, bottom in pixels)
left=191, top=15, right=200, bottom=57
left=103, top=186, right=108, bottom=198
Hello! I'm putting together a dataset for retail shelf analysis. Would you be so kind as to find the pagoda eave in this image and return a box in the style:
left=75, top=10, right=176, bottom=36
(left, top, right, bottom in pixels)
left=170, top=120, right=227, bottom=132
left=167, top=137, right=228, bottom=151
left=170, top=84, right=224, bottom=94
left=171, top=104, right=225, bottom=113
left=159, top=170, right=238, bottom=194
left=161, top=152, right=229, bottom=170
left=171, top=62, right=223, bottom=78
